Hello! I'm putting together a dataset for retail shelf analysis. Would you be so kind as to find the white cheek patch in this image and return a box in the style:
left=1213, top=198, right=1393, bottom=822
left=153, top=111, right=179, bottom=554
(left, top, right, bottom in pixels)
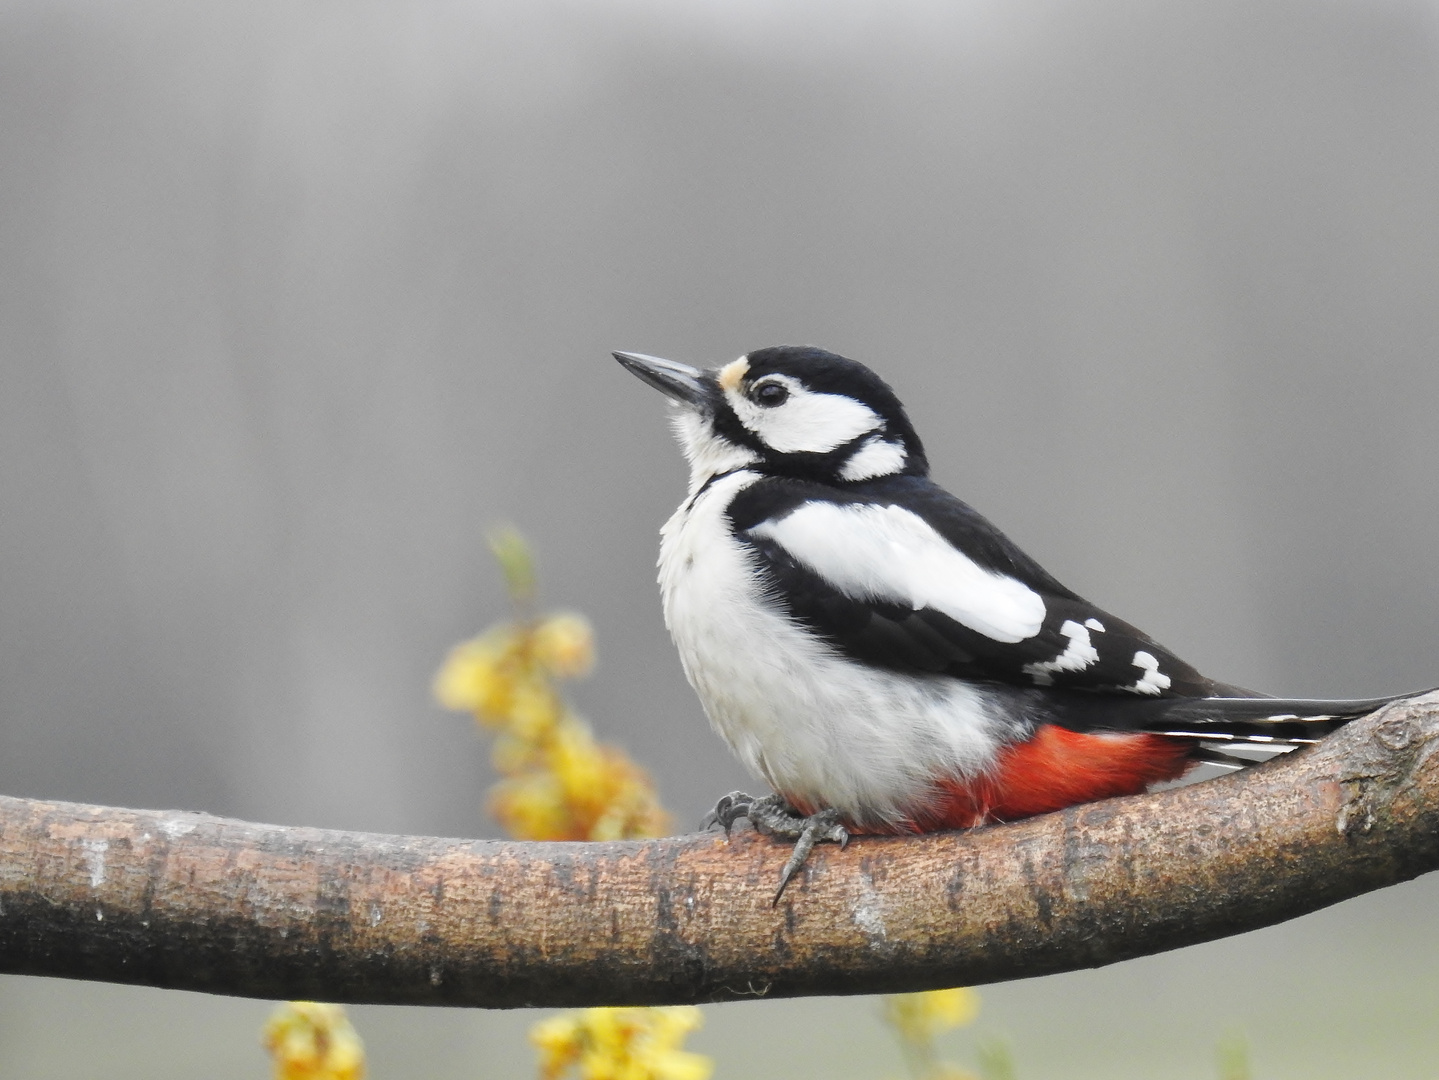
left=838, top=436, right=908, bottom=481
left=727, top=378, right=882, bottom=455
left=748, top=502, right=1046, bottom=643
left=1125, top=650, right=1173, bottom=696
left=1022, top=619, right=1101, bottom=686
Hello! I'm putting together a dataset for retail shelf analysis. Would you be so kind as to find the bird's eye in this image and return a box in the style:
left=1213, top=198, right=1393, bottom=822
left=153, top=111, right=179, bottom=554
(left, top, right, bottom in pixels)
left=753, top=382, right=789, bottom=408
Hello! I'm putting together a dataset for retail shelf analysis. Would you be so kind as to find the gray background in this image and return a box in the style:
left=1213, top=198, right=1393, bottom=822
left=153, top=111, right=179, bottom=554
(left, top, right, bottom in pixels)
left=3, top=0, right=1439, bottom=1076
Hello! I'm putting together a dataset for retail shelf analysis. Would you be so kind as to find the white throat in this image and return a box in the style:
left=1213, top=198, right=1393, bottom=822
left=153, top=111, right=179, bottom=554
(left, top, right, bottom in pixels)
left=670, top=408, right=760, bottom=494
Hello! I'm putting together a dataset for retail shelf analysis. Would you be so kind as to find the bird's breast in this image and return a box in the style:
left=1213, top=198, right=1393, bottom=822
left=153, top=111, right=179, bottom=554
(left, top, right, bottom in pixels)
left=658, top=472, right=1011, bottom=829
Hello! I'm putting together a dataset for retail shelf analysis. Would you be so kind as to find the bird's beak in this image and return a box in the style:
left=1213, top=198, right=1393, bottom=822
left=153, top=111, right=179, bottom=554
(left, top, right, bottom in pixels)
left=613, top=351, right=710, bottom=408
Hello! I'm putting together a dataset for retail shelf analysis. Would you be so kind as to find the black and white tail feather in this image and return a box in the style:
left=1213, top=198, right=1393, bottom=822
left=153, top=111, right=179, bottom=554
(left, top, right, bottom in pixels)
left=1093, top=691, right=1426, bottom=769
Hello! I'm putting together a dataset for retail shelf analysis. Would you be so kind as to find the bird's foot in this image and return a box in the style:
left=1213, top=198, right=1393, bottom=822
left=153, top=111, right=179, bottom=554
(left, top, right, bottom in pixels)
left=701, top=791, right=849, bottom=903
left=700, top=790, right=761, bottom=835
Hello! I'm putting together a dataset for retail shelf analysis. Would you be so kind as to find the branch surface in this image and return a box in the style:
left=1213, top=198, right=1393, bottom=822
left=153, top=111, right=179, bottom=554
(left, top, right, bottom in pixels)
left=4, top=695, right=1439, bottom=1007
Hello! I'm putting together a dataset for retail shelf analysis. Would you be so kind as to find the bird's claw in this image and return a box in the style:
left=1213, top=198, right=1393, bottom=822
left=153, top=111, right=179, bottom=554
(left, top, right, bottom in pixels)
left=771, top=809, right=848, bottom=904
left=702, top=792, right=849, bottom=903
left=701, top=791, right=756, bottom=836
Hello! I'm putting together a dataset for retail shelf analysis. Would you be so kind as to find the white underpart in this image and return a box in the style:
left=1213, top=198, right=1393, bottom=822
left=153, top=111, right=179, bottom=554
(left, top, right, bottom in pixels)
left=838, top=436, right=908, bottom=481
left=1126, top=650, right=1172, bottom=695
left=659, top=471, right=1007, bottom=827
left=669, top=408, right=760, bottom=493
left=725, top=374, right=882, bottom=454
left=747, top=502, right=1046, bottom=643
left=1022, top=619, right=1100, bottom=686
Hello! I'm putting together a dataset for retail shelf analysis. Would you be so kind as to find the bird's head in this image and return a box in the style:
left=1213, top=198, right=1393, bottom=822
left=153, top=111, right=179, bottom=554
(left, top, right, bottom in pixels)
left=615, top=345, right=928, bottom=489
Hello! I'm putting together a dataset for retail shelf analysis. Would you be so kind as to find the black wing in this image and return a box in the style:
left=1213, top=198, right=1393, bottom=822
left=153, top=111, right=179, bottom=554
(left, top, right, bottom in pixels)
left=728, top=474, right=1238, bottom=700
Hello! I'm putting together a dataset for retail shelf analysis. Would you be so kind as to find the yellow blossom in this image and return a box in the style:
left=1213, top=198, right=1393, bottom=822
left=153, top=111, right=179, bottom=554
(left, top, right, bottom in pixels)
left=490, top=771, right=574, bottom=841
left=532, top=1014, right=586, bottom=1080
left=491, top=730, right=544, bottom=774
left=432, top=634, right=513, bottom=720
left=531, top=1007, right=711, bottom=1080
left=533, top=613, right=596, bottom=678
left=262, top=1001, right=365, bottom=1080
left=549, top=720, right=608, bottom=804
left=884, top=988, right=980, bottom=1044
left=506, top=680, right=565, bottom=742
left=434, top=529, right=670, bottom=841
left=884, top=988, right=982, bottom=1080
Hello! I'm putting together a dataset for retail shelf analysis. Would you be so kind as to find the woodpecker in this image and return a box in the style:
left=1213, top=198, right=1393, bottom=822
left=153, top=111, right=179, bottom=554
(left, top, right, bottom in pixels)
left=615, top=345, right=1424, bottom=899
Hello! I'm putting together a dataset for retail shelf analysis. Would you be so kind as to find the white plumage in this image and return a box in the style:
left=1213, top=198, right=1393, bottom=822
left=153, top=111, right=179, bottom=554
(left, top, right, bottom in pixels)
left=668, top=409, right=758, bottom=492
left=838, top=436, right=908, bottom=481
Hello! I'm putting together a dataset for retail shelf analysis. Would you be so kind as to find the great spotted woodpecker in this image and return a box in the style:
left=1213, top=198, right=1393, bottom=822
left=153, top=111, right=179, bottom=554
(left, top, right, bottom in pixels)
left=616, top=345, right=1423, bottom=899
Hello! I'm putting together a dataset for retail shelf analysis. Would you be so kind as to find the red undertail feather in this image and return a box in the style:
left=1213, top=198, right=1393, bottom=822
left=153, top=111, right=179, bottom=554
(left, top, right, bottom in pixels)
left=842, top=726, right=1195, bottom=835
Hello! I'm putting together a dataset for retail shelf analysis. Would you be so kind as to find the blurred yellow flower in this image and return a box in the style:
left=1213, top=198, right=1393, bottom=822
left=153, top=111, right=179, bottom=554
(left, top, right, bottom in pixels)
left=262, top=1001, right=365, bottom=1080
left=884, top=988, right=981, bottom=1044
left=532, top=1007, right=711, bottom=1080
left=533, top=613, right=596, bottom=678
left=491, top=772, right=573, bottom=841
left=433, top=527, right=670, bottom=841
left=432, top=633, right=512, bottom=721
left=1217, top=1033, right=1252, bottom=1080
left=883, top=989, right=982, bottom=1080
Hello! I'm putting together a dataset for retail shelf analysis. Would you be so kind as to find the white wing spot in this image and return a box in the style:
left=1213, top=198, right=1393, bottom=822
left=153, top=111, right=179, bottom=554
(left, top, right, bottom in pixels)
left=1023, top=620, right=1100, bottom=686
left=1085, top=618, right=1105, bottom=632
left=1126, top=650, right=1172, bottom=696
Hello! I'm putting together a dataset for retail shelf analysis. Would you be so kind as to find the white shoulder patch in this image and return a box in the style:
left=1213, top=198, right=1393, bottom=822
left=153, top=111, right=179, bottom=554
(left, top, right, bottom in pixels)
left=748, top=502, right=1046, bottom=643
left=838, top=437, right=907, bottom=481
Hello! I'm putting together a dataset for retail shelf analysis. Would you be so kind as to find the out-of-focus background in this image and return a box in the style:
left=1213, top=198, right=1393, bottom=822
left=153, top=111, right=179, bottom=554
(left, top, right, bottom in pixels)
left=3, top=0, right=1439, bottom=1076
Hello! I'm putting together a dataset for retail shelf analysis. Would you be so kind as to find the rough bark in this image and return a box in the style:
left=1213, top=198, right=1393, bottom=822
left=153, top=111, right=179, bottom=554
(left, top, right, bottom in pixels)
left=3, top=694, right=1439, bottom=1008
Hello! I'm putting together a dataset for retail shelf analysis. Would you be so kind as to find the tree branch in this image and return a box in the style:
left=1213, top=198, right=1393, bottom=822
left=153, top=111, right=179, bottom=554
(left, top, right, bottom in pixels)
left=4, top=694, right=1439, bottom=1007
